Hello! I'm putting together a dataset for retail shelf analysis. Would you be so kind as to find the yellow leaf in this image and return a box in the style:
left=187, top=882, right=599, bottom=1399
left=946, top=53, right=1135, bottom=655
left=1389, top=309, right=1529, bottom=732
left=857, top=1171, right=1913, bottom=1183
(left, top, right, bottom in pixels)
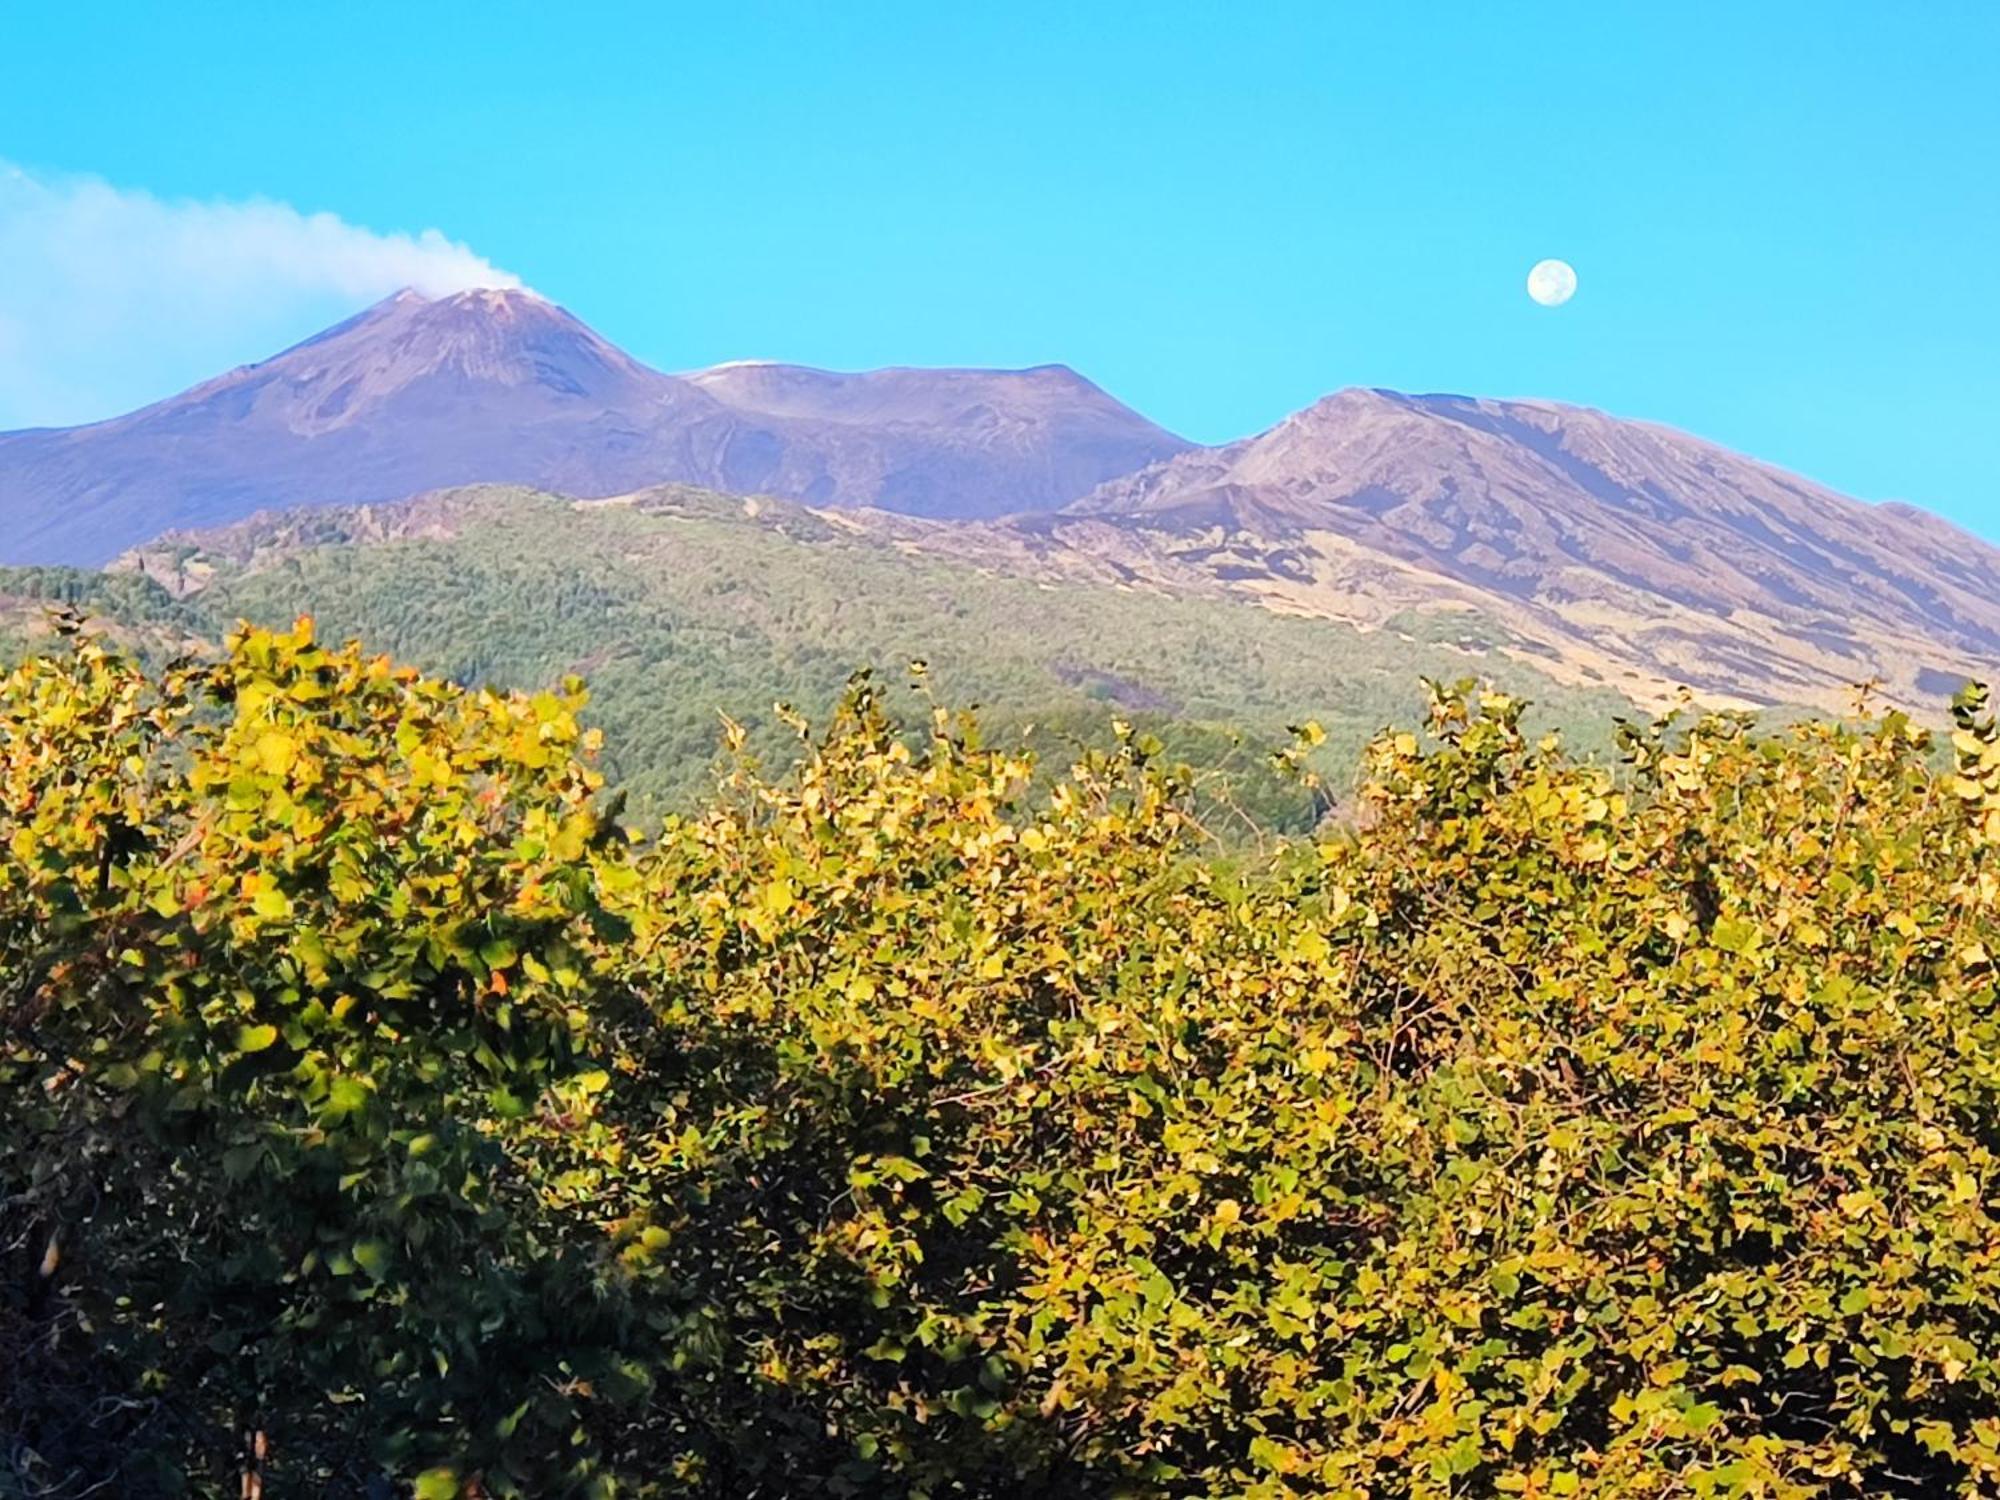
left=253, top=729, right=298, bottom=776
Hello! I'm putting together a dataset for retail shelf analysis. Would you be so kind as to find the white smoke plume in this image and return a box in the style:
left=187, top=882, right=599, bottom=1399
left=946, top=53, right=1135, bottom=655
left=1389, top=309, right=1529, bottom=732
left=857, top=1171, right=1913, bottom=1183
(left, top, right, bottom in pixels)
left=0, top=160, right=523, bottom=427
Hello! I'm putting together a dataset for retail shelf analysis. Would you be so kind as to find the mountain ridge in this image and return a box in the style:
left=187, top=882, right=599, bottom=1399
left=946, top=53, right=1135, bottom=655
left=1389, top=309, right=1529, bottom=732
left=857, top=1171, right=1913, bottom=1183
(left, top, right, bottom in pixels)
left=5, top=288, right=1997, bottom=721
left=1056, top=386, right=2000, bottom=712
left=0, top=288, right=1189, bottom=562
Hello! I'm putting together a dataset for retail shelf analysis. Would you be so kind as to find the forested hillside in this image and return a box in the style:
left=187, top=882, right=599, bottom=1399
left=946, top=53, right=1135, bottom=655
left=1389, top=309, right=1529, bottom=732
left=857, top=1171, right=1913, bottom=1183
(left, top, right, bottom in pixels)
left=7, top=621, right=2000, bottom=1496
left=0, top=484, right=1634, bottom=829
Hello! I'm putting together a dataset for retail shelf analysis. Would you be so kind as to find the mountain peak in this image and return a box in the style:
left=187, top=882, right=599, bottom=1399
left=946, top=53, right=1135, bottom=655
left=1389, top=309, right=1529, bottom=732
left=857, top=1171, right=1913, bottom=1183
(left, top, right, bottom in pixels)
left=260, top=282, right=665, bottom=411
left=370, top=282, right=543, bottom=305
left=424, top=285, right=558, bottom=316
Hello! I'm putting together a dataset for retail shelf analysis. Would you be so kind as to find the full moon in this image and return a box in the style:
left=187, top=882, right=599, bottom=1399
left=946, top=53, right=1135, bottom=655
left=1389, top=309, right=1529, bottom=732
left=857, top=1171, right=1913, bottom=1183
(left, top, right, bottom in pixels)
left=1527, top=258, right=1578, bottom=307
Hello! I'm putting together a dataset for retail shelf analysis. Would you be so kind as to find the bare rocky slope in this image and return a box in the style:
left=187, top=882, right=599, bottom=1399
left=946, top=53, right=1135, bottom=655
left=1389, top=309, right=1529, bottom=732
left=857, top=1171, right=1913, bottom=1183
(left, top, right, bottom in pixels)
left=1053, top=389, right=2000, bottom=712
left=0, top=288, right=1188, bottom=563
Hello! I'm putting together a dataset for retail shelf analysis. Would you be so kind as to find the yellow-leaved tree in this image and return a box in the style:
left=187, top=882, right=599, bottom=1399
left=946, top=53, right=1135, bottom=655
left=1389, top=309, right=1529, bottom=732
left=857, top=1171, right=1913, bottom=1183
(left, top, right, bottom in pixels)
left=6, top=621, right=2000, bottom=1498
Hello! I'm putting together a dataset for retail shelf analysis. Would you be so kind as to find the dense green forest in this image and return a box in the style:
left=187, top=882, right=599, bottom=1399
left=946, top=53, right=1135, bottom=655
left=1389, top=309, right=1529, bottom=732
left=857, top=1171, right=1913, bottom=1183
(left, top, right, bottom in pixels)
left=0, top=486, right=1636, bottom=827
left=7, top=619, right=2000, bottom=1496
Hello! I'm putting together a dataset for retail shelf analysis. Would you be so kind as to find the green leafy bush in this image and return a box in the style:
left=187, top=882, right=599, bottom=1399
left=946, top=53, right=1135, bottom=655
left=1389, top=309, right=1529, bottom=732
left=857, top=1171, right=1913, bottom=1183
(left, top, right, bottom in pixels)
left=6, top=624, right=2000, bottom=1497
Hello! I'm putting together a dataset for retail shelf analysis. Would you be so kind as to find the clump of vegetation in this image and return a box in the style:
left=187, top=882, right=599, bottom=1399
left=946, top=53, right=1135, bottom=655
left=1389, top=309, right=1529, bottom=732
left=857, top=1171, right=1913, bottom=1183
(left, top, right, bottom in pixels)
left=6, top=621, right=2000, bottom=1497
left=0, top=568, right=206, bottom=664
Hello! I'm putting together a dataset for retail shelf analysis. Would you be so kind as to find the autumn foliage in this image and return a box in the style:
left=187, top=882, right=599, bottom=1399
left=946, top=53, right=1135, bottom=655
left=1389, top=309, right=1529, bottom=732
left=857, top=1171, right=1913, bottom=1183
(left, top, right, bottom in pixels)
left=6, top=621, right=2000, bottom=1497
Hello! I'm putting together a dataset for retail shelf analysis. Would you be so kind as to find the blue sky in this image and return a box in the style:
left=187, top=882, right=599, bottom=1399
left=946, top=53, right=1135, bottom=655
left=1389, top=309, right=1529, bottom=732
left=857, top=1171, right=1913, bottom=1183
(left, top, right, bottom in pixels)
left=4, top=2, right=1997, bottom=534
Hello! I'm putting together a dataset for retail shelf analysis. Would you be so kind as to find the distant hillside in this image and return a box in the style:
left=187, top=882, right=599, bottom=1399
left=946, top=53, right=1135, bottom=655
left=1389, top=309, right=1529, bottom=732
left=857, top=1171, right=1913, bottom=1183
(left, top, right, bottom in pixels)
left=58, top=483, right=1635, bottom=819
left=1061, top=389, right=2000, bottom=715
left=0, top=289, right=1188, bottom=564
